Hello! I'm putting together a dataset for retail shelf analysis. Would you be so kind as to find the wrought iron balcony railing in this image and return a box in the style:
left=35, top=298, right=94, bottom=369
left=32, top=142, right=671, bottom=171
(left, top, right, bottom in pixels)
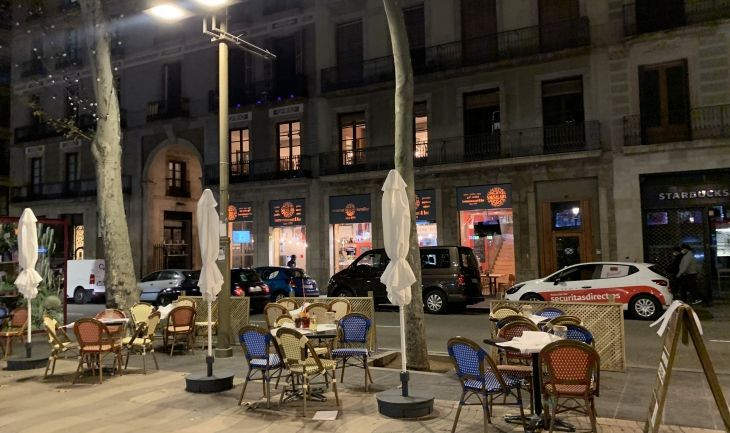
left=204, top=155, right=312, bottom=184
left=11, top=176, right=132, bottom=202
left=623, top=104, right=730, bottom=146
left=623, top=1, right=730, bottom=36
left=322, top=17, right=590, bottom=92
left=146, top=98, right=190, bottom=122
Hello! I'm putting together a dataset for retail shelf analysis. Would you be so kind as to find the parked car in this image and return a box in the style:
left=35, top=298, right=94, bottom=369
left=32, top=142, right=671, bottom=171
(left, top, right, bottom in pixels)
left=504, top=262, right=672, bottom=320
left=231, top=268, right=270, bottom=311
left=326, top=246, right=484, bottom=314
left=139, top=269, right=199, bottom=306
left=255, top=266, right=319, bottom=301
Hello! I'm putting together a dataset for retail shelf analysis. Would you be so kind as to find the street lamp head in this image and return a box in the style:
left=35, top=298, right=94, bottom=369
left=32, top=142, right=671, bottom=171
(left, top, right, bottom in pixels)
left=145, top=3, right=192, bottom=22
left=194, top=0, right=231, bottom=7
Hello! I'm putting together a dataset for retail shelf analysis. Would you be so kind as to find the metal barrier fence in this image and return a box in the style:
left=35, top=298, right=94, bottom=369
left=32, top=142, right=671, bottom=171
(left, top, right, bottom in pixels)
left=179, top=296, right=250, bottom=344
left=290, top=297, right=377, bottom=353
left=490, top=300, right=626, bottom=372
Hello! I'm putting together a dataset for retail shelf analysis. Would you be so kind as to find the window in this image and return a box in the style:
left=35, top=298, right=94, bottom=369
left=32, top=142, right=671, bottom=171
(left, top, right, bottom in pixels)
left=278, top=121, right=301, bottom=171
left=354, top=251, right=389, bottom=270
left=639, top=60, right=690, bottom=144
left=555, top=264, right=599, bottom=282
left=336, top=20, right=363, bottom=83
left=635, top=0, right=685, bottom=34
left=339, top=112, right=367, bottom=166
left=65, top=152, right=79, bottom=183
left=404, top=4, right=425, bottom=67
left=30, top=157, right=42, bottom=194
left=414, top=102, right=428, bottom=159
left=235, top=269, right=261, bottom=283
left=420, top=249, right=450, bottom=269
left=141, top=272, right=160, bottom=282
left=597, top=264, right=638, bottom=279
left=166, top=160, right=187, bottom=197
left=461, top=0, right=498, bottom=64
left=538, top=0, right=580, bottom=51
left=542, top=77, right=585, bottom=150
left=551, top=202, right=582, bottom=229
left=230, top=128, right=250, bottom=176
left=163, top=62, right=182, bottom=109
left=463, top=90, right=500, bottom=157
left=158, top=270, right=179, bottom=280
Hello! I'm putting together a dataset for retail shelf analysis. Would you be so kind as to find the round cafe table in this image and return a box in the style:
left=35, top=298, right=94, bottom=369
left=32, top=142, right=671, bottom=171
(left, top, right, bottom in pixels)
left=483, top=333, right=575, bottom=433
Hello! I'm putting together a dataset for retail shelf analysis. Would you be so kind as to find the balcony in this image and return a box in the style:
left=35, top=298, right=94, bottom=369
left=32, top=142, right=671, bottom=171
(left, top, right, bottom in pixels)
left=146, top=98, right=190, bottom=122
left=319, top=122, right=600, bottom=176
left=10, top=176, right=132, bottom=202
left=21, top=59, right=46, bottom=78
left=204, top=155, right=313, bottom=184
left=166, top=179, right=190, bottom=198
left=14, top=123, right=61, bottom=144
left=212, top=75, right=308, bottom=111
left=623, top=104, right=730, bottom=146
left=623, top=1, right=730, bottom=36
left=322, top=17, right=590, bottom=92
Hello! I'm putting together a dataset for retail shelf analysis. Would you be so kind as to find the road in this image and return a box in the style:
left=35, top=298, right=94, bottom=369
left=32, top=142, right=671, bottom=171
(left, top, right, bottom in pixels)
left=66, top=302, right=730, bottom=373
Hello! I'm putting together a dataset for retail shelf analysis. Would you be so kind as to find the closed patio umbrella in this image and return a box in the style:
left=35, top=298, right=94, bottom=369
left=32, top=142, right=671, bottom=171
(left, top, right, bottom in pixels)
left=14, top=208, right=43, bottom=357
left=197, top=189, right=224, bottom=376
left=380, top=170, right=416, bottom=379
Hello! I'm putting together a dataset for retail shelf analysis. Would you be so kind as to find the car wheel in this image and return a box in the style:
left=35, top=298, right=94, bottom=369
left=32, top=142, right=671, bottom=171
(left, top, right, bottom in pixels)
left=73, top=287, right=87, bottom=304
left=274, top=292, right=288, bottom=302
left=630, top=295, right=661, bottom=320
left=520, top=293, right=544, bottom=302
left=424, top=290, right=447, bottom=314
left=335, top=288, right=355, bottom=297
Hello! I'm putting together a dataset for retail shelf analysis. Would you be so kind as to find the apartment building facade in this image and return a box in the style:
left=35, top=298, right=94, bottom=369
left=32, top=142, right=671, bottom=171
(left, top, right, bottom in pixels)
left=8, top=0, right=730, bottom=297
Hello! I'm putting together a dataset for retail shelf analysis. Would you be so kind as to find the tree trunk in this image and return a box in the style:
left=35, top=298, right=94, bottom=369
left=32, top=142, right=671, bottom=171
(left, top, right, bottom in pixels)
left=80, top=0, right=137, bottom=310
left=383, top=0, right=430, bottom=371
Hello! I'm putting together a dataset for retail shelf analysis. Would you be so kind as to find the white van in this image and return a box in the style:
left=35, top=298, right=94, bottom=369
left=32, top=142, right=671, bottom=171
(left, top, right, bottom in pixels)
left=66, top=260, right=105, bottom=304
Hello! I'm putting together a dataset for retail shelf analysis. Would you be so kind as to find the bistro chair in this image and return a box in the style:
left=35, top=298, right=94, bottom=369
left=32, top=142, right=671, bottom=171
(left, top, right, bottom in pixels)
left=0, top=308, right=28, bottom=359
left=275, top=316, right=295, bottom=327
left=304, top=302, right=329, bottom=324
left=72, top=318, right=123, bottom=384
left=549, top=323, right=595, bottom=346
left=540, top=340, right=600, bottom=433
left=543, top=315, right=582, bottom=331
left=130, top=302, right=155, bottom=327
left=164, top=306, right=196, bottom=356
left=331, top=313, right=373, bottom=391
left=238, top=326, right=284, bottom=408
left=176, top=298, right=196, bottom=309
left=123, top=311, right=161, bottom=374
left=43, top=315, right=78, bottom=379
left=264, top=303, right=289, bottom=329
left=490, top=306, right=520, bottom=321
left=94, top=308, right=127, bottom=337
left=275, top=327, right=340, bottom=417
left=277, top=298, right=299, bottom=311
left=447, top=337, right=526, bottom=433
left=535, top=307, right=565, bottom=319
left=492, top=314, right=536, bottom=340
left=328, top=299, right=352, bottom=321
left=498, top=321, right=539, bottom=365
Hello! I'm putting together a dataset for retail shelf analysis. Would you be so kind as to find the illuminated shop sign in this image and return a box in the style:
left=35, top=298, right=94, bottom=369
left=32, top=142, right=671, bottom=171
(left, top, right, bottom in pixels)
left=330, top=194, right=371, bottom=224
left=456, top=184, right=512, bottom=210
left=270, top=198, right=305, bottom=227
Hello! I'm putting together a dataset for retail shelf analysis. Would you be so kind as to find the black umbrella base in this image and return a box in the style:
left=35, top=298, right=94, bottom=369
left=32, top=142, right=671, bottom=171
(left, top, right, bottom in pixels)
left=5, top=354, right=47, bottom=370
left=376, top=388, right=434, bottom=419
left=185, top=371, right=234, bottom=393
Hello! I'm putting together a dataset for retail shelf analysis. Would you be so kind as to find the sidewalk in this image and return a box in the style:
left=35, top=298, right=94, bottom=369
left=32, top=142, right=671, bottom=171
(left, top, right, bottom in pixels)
left=1, top=346, right=726, bottom=433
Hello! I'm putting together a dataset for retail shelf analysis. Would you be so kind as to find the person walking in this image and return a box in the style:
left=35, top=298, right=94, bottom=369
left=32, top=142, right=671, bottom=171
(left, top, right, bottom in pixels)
left=676, top=244, right=704, bottom=305
left=286, top=254, right=297, bottom=268
left=667, top=246, right=683, bottom=297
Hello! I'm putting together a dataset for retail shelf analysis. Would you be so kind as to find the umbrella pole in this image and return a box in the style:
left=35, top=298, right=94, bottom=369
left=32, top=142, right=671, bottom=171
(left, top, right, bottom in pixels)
left=26, top=298, right=32, bottom=358
left=399, top=305, right=408, bottom=397
left=207, top=300, right=213, bottom=377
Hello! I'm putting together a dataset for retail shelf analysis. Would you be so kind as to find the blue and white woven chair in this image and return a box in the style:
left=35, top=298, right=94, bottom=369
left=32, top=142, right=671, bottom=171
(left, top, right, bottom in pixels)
left=535, top=306, right=565, bottom=319
left=331, top=313, right=373, bottom=391
left=447, top=337, right=526, bottom=433
left=550, top=323, right=595, bottom=346
left=238, top=325, right=283, bottom=408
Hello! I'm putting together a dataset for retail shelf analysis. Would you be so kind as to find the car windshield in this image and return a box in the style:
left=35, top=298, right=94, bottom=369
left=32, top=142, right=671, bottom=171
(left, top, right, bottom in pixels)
left=289, top=269, right=312, bottom=279
left=236, top=269, right=261, bottom=283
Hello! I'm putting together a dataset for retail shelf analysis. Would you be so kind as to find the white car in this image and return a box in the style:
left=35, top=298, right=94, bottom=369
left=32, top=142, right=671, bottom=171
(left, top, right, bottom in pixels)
left=504, top=262, right=672, bottom=320
left=138, top=269, right=192, bottom=305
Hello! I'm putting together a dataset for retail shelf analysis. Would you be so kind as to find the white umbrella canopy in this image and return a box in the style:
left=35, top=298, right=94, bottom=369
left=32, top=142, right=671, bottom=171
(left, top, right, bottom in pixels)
left=197, top=189, right=224, bottom=361
left=14, top=208, right=43, bottom=346
left=380, top=169, right=416, bottom=371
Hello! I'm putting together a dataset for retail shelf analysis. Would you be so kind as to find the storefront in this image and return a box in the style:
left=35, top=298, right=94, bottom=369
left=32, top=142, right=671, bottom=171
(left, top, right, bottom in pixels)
left=330, top=194, right=372, bottom=273
left=269, top=198, right=307, bottom=269
left=416, top=189, right=437, bottom=246
left=228, top=202, right=254, bottom=268
left=641, top=169, right=730, bottom=296
left=457, top=184, right=515, bottom=276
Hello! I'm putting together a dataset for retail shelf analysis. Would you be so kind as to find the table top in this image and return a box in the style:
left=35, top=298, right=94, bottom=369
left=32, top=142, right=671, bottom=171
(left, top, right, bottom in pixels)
left=61, top=318, right=129, bottom=328
left=489, top=331, right=562, bottom=354
left=270, top=323, right=336, bottom=338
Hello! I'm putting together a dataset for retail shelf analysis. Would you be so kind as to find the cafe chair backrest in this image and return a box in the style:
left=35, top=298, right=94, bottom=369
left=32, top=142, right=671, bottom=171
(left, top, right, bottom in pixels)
left=447, top=337, right=508, bottom=391
left=304, top=303, right=329, bottom=323
left=264, top=303, right=289, bottom=329
left=496, top=315, right=534, bottom=330
left=540, top=339, right=600, bottom=393
left=175, top=299, right=196, bottom=309
left=145, top=312, right=162, bottom=339
left=490, top=306, right=519, bottom=320
left=498, top=321, right=539, bottom=339
left=131, top=303, right=155, bottom=326
left=275, top=315, right=294, bottom=327
left=9, top=308, right=28, bottom=329
left=277, top=298, right=299, bottom=311
left=74, top=318, right=109, bottom=349
left=169, top=306, right=196, bottom=328
left=337, top=313, right=370, bottom=344
left=239, top=325, right=272, bottom=363
left=535, top=307, right=565, bottom=319
left=95, top=309, right=126, bottom=320
left=328, top=299, right=352, bottom=320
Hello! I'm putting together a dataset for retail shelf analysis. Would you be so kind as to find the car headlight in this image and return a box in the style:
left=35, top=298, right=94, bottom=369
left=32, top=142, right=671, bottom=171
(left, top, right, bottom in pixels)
left=506, top=283, right=525, bottom=295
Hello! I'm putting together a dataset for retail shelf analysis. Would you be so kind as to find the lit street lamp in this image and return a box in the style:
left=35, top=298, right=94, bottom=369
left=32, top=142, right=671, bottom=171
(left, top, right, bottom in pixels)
left=146, top=0, right=275, bottom=392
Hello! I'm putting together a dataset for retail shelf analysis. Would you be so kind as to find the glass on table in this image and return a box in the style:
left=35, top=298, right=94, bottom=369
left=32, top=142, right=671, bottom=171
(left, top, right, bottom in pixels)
left=553, top=325, right=568, bottom=339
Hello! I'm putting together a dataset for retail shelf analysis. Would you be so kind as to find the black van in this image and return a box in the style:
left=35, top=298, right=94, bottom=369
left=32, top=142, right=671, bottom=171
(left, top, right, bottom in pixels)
left=326, top=246, right=484, bottom=313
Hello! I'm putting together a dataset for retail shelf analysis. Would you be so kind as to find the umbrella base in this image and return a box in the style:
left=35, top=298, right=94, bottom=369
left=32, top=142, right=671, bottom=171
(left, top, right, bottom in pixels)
left=5, top=354, right=48, bottom=371
left=185, top=371, right=234, bottom=394
left=376, top=388, right=434, bottom=419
